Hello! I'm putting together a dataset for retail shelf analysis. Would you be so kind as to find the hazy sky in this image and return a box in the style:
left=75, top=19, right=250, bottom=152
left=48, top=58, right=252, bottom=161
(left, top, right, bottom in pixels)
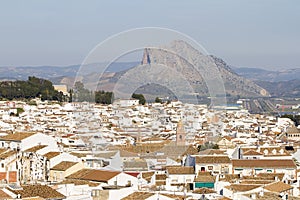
left=0, top=0, right=299, bottom=70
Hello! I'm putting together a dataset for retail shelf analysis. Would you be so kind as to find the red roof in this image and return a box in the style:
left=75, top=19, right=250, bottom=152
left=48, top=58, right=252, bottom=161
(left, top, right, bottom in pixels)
left=125, top=172, right=140, bottom=177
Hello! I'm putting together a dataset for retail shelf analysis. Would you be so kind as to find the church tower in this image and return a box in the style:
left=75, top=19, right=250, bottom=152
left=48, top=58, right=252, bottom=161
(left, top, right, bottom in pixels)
left=176, top=120, right=186, bottom=146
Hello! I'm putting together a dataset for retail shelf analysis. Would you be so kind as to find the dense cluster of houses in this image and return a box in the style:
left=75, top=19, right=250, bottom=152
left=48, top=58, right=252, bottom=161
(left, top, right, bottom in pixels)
left=0, top=99, right=300, bottom=199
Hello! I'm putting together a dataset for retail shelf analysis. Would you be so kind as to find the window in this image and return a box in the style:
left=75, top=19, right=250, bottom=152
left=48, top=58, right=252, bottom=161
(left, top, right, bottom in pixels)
left=1, top=163, right=4, bottom=168
left=235, top=168, right=243, bottom=171
left=208, top=166, right=213, bottom=170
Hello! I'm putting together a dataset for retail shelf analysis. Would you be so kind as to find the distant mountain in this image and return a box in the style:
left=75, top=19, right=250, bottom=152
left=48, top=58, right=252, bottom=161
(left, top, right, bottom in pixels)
left=0, top=41, right=272, bottom=100
left=95, top=40, right=269, bottom=99
left=0, top=62, right=139, bottom=84
left=256, top=79, right=300, bottom=97
left=0, top=65, right=79, bottom=82
left=234, top=67, right=300, bottom=82
left=232, top=67, right=300, bottom=97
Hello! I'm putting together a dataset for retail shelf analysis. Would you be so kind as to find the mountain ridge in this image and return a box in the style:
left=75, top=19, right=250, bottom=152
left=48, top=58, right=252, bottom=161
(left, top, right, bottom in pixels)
left=1, top=41, right=299, bottom=98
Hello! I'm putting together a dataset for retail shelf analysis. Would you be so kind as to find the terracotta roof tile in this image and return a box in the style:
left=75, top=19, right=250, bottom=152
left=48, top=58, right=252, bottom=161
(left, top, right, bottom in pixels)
left=67, top=169, right=120, bottom=183
left=155, top=174, right=167, bottom=181
left=121, top=192, right=153, bottom=200
left=194, top=172, right=215, bottom=183
left=257, top=173, right=285, bottom=181
left=141, top=171, right=155, bottom=182
left=225, top=184, right=261, bottom=192
left=195, top=156, right=231, bottom=164
left=66, top=169, right=92, bottom=179
left=57, top=179, right=100, bottom=187
left=286, top=125, right=300, bottom=134
left=193, top=188, right=216, bottom=194
left=123, top=160, right=148, bottom=171
left=0, top=132, right=35, bottom=141
left=243, top=150, right=263, bottom=156
left=166, top=166, right=195, bottom=175
left=70, top=152, right=88, bottom=158
left=43, top=152, right=60, bottom=160
left=51, top=161, right=77, bottom=171
left=244, top=192, right=300, bottom=200
left=160, top=193, right=185, bottom=200
left=0, top=189, right=12, bottom=199
left=219, top=174, right=240, bottom=182
left=0, top=149, right=16, bottom=159
left=264, top=181, right=293, bottom=193
left=95, top=151, right=117, bottom=159
left=232, top=159, right=296, bottom=168
left=8, top=185, right=65, bottom=199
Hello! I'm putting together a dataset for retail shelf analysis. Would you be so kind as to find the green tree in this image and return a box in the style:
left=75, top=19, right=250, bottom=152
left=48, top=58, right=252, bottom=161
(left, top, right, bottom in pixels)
left=0, top=76, right=68, bottom=102
left=69, top=89, right=73, bottom=102
left=155, top=97, right=162, bottom=103
left=95, top=90, right=113, bottom=104
left=132, top=93, right=146, bottom=105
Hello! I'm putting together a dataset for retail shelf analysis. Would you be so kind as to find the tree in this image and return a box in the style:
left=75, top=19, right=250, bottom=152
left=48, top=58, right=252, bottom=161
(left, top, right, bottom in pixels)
left=74, top=81, right=93, bottom=102
left=155, top=97, right=162, bottom=103
left=0, top=76, right=68, bottom=102
left=95, top=90, right=113, bottom=104
left=281, top=114, right=300, bottom=126
left=69, top=89, right=73, bottom=102
left=132, top=93, right=146, bottom=105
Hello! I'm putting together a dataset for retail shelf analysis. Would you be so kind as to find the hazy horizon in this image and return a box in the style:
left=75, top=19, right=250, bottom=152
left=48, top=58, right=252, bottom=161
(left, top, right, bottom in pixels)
left=0, top=0, right=299, bottom=70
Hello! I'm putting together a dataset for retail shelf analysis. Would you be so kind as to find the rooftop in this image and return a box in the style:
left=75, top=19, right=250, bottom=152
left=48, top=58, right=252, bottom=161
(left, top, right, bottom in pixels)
left=264, top=181, right=293, bottom=193
left=225, top=184, right=261, bottom=192
left=194, top=172, right=215, bottom=183
left=67, top=169, right=121, bottom=183
left=195, top=156, right=231, bottom=164
left=232, top=159, right=296, bottom=168
left=0, top=132, right=35, bottom=141
left=121, top=192, right=153, bottom=200
left=0, top=149, right=16, bottom=160
left=43, top=152, right=60, bottom=160
left=166, top=166, right=195, bottom=175
left=51, top=161, right=78, bottom=171
left=8, top=185, right=65, bottom=199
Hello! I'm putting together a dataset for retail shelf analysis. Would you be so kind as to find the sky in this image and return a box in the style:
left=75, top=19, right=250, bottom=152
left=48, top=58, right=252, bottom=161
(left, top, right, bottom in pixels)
left=0, top=0, right=299, bottom=70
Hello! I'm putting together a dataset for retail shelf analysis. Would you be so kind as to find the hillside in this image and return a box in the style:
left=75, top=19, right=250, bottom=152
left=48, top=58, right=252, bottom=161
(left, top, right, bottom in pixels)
left=96, top=40, right=269, bottom=99
left=0, top=41, right=273, bottom=100
left=234, top=67, right=300, bottom=82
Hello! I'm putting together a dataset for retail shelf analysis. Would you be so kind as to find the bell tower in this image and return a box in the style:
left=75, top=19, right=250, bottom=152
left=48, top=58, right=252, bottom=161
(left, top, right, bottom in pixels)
left=176, top=120, right=186, bottom=146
